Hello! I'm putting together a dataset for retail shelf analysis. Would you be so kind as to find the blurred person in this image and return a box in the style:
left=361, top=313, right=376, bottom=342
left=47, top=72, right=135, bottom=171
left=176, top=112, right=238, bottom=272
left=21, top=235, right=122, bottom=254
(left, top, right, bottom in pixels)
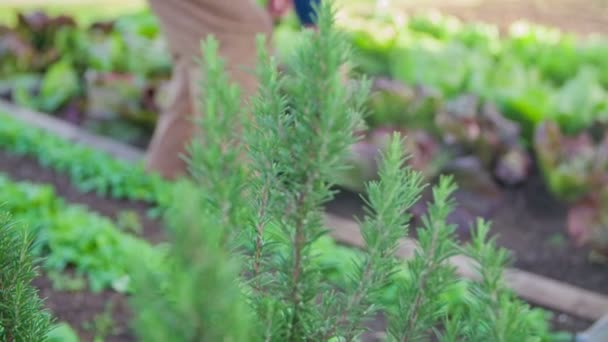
left=145, top=0, right=272, bottom=179
left=146, top=0, right=319, bottom=179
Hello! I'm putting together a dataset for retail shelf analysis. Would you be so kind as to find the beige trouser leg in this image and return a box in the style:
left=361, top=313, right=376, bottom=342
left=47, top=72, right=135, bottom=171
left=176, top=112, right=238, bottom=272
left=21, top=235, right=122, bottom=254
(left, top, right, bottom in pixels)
left=145, top=0, right=273, bottom=179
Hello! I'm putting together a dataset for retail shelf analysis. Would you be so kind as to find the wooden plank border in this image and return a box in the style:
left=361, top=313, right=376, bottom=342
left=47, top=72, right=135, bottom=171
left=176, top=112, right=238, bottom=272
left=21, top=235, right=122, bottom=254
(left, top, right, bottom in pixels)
left=326, top=214, right=608, bottom=321
left=2, top=100, right=607, bottom=321
left=0, top=100, right=142, bottom=162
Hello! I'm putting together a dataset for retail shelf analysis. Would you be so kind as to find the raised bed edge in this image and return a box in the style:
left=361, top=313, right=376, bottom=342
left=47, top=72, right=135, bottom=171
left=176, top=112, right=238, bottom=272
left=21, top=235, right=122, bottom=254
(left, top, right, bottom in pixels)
left=0, top=100, right=142, bottom=162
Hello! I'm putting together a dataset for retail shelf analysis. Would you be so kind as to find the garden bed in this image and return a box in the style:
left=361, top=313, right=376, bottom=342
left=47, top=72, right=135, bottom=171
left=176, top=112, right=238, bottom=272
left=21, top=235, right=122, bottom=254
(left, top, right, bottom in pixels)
left=0, top=152, right=390, bottom=342
left=5, top=116, right=605, bottom=301
left=0, top=150, right=158, bottom=341
left=1, top=5, right=608, bottom=338
left=0, top=123, right=604, bottom=339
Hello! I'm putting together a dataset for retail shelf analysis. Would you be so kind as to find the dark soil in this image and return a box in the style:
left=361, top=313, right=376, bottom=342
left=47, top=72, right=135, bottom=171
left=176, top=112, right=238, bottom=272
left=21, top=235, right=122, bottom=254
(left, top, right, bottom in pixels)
left=34, top=275, right=135, bottom=342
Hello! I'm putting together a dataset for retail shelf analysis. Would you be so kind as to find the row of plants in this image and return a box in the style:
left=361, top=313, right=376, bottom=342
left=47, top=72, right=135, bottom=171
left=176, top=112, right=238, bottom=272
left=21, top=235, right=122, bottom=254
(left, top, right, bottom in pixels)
left=0, top=173, right=166, bottom=293
left=0, top=112, right=166, bottom=339
left=335, top=9, right=608, bottom=133
left=0, top=111, right=169, bottom=205
left=331, top=8, right=608, bottom=180
left=3, top=5, right=608, bottom=141
left=3, top=4, right=608, bottom=141
left=0, top=116, right=366, bottom=296
left=0, top=10, right=171, bottom=146
left=0, top=177, right=558, bottom=342
left=339, top=77, right=608, bottom=260
left=0, top=113, right=173, bottom=336
left=0, top=112, right=384, bottom=340
left=0, top=107, right=470, bottom=316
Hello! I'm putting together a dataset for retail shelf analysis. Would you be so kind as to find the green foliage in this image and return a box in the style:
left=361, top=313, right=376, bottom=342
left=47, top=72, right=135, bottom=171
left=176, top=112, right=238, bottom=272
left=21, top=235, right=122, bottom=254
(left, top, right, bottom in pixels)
left=0, top=174, right=164, bottom=293
left=3, top=5, right=608, bottom=213
left=441, top=220, right=552, bottom=341
left=130, top=180, right=254, bottom=342
left=341, top=11, right=608, bottom=137
left=0, top=112, right=170, bottom=204
left=132, top=2, right=552, bottom=341
left=0, top=81, right=174, bottom=293
left=0, top=8, right=170, bottom=146
left=386, top=176, right=461, bottom=341
left=323, top=135, right=425, bottom=341
left=39, top=58, right=80, bottom=112
left=0, top=212, right=52, bottom=342
left=46, top=322, right=80, bottom=342
left=336, top=9, right=608, bottom=237
left=129, top=36, right=254, bottom=342
left=242, top=4, right=372, bottom=339
left=11, top=57, right=81, bottom=113
left=2, top=5, right=608, bottom=143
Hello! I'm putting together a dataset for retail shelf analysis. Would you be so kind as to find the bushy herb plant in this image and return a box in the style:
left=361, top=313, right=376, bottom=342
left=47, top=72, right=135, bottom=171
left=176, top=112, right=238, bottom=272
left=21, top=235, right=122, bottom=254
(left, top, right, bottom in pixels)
left=0, top=212, right=52, bottom=342
left=130, top=2, right=551, bottom=341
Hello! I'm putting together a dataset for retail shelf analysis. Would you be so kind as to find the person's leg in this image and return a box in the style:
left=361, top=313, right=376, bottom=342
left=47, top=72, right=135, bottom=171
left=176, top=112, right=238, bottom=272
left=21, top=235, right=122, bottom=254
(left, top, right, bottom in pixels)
left=146, top=0, right=273, bottom=179
left=144, top=59, right=195, bottom=179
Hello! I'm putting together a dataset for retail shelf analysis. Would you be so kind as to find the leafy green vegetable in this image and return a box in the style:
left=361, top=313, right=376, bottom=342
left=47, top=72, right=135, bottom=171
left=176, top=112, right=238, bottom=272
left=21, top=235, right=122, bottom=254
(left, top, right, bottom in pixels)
left=551, top=66, right=608, bottom=134
left=0, top=174, right=165, bottom=293
left=0, top=9, right=170, bottom=145
left=46, top=322, right=80, bottom=342
left=342, top=9, right=608, bottom=140
left=38, top=57, right=80, bottom=112
left=0, top=112, right=170, bottom=204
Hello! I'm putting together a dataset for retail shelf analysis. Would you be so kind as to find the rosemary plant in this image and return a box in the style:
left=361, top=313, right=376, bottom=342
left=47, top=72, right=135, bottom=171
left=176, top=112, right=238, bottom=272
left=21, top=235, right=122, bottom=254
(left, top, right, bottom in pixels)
left=0, top=212, right=52, bottom=342
left=131, top=2, right=551, bottom=341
